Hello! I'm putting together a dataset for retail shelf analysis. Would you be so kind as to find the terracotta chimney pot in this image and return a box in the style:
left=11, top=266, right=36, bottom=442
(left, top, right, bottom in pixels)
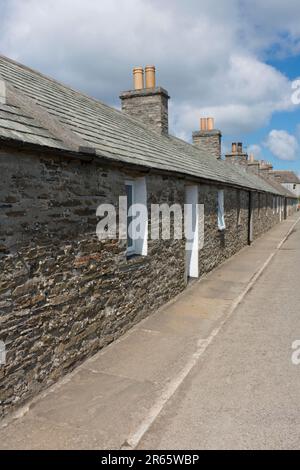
left=145, top=65, right=156, bottom=88
left=133, top=67, right=144, bottom=90
left=207, top=117, right=214, bottom=131
left=200, top=118, right=207, bottom=131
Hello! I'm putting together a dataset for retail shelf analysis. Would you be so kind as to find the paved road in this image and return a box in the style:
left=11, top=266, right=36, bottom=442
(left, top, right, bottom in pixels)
left=0, top=215, right=299, bottom=450
left=138, top=219, right=300, bottom=449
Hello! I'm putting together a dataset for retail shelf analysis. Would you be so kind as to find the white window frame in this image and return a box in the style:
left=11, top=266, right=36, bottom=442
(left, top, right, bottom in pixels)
left=125, top=180, right=136, bottom=255
left=185, top=185, right=200, bottom=278
left=217, top=190, right=226, bottom=231
left=237, top=190, right=242, bottom=226
left=125, top=177, right=148, bottom=257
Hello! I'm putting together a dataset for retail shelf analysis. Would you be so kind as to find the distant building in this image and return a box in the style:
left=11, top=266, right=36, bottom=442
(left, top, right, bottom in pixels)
left=270, top=171, right=300, bottom=198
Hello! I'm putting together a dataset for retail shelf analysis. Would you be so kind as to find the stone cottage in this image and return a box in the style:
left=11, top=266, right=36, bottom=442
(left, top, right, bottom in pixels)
left=0, top=56, right=297, bottom=417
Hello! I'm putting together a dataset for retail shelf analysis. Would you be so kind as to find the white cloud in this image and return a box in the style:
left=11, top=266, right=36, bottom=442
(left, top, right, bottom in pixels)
left=240, top=0, right=300, bottom=57
left=264, top=130, right=299, bottom=161
left=247, top=144, right=263, bottom=160
left=0, top=0, right=299, bottom=137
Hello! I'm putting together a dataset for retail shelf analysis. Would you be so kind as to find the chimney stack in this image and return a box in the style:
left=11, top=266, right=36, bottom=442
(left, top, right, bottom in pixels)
left=259, top=160, right=273, bottom=176
left=120, top=66, right=170, bottom=135
left=192, top=117, right=222, bottom=159
left=225, top=141, right=248, bottom=165
left=247, top=154, right=260, bottom=174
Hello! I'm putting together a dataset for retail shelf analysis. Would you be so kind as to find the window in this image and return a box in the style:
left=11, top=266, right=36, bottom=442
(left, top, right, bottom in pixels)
left=218, top=190, right=226, bottom=230
left=125, top=181, right=135, bottom=254
left=125, top=177, right=148, bottom=256
left=258, top=194, right=261, bottom=218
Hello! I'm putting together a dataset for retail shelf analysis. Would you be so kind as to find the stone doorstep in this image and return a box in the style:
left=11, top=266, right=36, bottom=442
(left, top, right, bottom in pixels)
left=0, top=213, right=299, bottom=450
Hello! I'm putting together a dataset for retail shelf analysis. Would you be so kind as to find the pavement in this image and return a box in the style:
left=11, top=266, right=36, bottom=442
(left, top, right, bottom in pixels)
left=0, top=213, right=300, bottom=450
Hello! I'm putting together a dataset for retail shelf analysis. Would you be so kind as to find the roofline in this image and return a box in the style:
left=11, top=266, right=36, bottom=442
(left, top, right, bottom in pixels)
left=0, top=136, right=296, bottom=198
left=269, top=170, right=300, bottom=184
left=0, top=55, right=115, bottom=111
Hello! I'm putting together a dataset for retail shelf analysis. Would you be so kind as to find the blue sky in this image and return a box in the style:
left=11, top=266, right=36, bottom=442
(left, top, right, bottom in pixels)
left=235, top=54, right=300, bottom=173
left=0, top=0, right=300, bottom=174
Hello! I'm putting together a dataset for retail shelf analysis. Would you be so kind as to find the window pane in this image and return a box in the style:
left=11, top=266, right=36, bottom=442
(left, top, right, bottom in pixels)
left=218, top=190, right=225, bottom=230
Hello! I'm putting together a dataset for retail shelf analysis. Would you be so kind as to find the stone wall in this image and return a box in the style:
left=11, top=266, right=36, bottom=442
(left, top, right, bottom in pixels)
left=0, top=148, right=296, bottom=417
left=198, top=186, right=249, bottom=275
left=251, top=193, right=284, bottom=239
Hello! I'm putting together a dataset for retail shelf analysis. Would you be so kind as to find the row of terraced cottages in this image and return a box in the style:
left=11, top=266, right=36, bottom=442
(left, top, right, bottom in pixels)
left=0, top=57, right=297, bottom=417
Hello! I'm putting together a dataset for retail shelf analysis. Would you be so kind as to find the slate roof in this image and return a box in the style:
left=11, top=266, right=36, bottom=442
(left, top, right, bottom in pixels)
left=0, top=101, right=66, bottom=149
left=0, top=55, right=295, bottom=197
left=269, top=171, right=300, bottom=184
left=258, top=172, right=296, bottom=198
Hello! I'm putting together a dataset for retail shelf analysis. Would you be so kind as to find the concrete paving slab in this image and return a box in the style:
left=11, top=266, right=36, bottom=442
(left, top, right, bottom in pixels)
left=83, top=329, right=197, bottom=384
left=0, top=416, right=91, bottom=450
left=138, top=297, right=231, bottom=338
left=213, top=268, right=257, bottom=284
left=1, top=368, right=160, bottom=450
left=192, top=279, right=246, bottom=300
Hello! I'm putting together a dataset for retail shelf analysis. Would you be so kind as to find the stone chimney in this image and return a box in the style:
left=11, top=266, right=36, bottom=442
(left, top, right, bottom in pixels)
left=225, top=142, right=248, bottom=165
left=247, top=153, right=260, bottom=174
left=192, top=117, right=222, bottom=159
left=120, top=66, right=170, bottom=135
left=259, top=160, right=273, bottom=176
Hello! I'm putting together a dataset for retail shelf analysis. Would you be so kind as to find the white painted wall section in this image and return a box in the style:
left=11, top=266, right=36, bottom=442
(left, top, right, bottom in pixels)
left=185, top=185, right=199, bottom=278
